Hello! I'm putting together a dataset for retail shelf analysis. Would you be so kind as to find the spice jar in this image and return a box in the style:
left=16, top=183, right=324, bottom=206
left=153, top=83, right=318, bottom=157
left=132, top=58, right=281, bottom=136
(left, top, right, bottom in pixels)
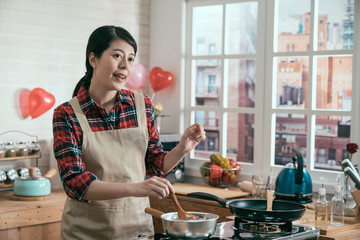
left=5, top=169, right=18, bottom=184
left=0, top=144, right=5, bottom=158
left=17, top=168, right=29, bottom=177
left=28, top=140, right=40, bottom=155
left=4, top=142, right=16, bottom=157
left=0, top=170, right=6, bottom=183
left=16, top=141, right=29, bottom=156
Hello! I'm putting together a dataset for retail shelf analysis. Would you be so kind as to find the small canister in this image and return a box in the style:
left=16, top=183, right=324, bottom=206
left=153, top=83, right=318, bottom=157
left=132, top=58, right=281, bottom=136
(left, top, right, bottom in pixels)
left=28, top=140, right=40, bottom=155
left=4, top=142, right=16, bottom=158
left=16, top=141, right=29, bottom=156
left=0, top=144, right=5, bottom=158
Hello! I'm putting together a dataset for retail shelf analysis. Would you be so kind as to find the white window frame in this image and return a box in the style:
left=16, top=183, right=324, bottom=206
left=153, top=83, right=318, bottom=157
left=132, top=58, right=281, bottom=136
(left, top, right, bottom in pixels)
left=184, top=0, right=360, bottom=190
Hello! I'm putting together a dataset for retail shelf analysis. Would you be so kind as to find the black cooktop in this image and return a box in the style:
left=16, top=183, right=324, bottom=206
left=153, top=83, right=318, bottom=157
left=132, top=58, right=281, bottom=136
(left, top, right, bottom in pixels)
left=152, top=220, right=320, bottom=240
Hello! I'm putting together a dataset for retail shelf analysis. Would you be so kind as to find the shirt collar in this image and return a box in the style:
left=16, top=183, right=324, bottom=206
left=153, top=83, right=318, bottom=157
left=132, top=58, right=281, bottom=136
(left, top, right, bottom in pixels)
left=76, top=83, right=133, bottom=114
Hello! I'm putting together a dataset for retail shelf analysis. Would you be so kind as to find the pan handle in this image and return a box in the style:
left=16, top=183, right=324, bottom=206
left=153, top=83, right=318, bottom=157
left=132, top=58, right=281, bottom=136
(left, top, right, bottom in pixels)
left=145, top=207, right=164, bottom=219
left=187, top=192, right=230, bottom=208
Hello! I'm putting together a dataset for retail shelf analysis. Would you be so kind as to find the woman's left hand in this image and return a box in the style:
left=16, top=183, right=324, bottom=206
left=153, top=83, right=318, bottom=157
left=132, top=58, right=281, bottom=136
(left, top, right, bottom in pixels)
left=178, top=123, right=206, bottom=155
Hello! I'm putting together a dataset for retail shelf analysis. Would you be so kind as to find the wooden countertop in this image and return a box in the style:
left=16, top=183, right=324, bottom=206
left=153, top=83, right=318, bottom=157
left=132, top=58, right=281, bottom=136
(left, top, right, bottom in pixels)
left=0, top=190, right=66, bottom=231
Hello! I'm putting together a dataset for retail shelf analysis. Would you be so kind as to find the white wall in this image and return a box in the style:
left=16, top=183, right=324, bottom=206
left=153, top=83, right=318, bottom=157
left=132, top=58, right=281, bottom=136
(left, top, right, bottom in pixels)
left=0, top=0, right=151, bottom=177
left=149, top=0, right=185, bottom=134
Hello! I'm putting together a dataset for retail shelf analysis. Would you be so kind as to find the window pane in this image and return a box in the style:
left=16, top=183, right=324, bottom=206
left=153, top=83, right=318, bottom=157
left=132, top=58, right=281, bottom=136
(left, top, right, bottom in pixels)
left=274, top=113, right=307, bottom=166
left=193, top=59, right=222, bottom=107
left=227, top=59, right=256, bottom=108
left=194, top=110, right=220, bottom=158
left=318, top=0, right=354, bottom=50
left=227, top=113, right=254, bottom=163
left=314, top=115, right=350, bottom=170
left=315, top=56, right=352, bottom=110
left=225, top=2, right=258, bottom=54
left=192, top=5, right=223, bottom=56
left=276, top=0, right=311, bottom=52
left=275, top=57, right=309, bottom=109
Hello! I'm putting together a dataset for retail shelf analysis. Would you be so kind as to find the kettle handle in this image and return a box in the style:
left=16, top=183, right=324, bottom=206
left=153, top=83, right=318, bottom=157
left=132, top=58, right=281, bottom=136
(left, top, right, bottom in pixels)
left=292, top=148, right=303, bottom=185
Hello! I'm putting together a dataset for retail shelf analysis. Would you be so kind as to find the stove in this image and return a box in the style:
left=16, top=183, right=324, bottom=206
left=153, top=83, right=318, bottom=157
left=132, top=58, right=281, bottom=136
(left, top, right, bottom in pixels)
left=151, top=217, right=320, bottom=240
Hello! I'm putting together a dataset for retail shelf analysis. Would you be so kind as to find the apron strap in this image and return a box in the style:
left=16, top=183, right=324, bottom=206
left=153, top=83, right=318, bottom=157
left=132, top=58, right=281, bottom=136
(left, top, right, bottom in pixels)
left=134, top=92, right=146, bottom=128
left=69, top=97, right=92, bottom=133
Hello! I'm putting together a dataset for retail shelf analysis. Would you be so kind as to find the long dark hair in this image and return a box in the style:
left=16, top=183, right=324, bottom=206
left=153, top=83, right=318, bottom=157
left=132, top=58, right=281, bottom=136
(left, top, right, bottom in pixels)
left=72, top=25, right=137, bottom=97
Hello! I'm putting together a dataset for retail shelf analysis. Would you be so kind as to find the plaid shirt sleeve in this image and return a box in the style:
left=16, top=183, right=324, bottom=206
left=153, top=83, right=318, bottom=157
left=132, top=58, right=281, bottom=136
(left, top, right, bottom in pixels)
left=144, top=95, right=175, bottom=178
left=52, top=103, right=99, bottom=202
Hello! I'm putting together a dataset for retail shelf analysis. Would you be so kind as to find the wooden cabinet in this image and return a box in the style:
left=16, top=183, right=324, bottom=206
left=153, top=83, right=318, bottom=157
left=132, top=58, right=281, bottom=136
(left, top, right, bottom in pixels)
left=0, top=191, right=66, bottom=240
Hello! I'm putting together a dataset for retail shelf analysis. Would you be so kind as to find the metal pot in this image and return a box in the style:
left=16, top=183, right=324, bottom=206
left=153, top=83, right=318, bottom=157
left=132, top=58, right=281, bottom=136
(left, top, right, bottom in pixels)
left=13, top=168, right=57, bottom=197
left=145, top=207, right=218, bottom=239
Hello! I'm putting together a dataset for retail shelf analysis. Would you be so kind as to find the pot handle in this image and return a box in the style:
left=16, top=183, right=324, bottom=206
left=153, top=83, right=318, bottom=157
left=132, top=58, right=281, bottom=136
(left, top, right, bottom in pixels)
left=145, top=207, right=164, bottom=219
left=187, top=192, right=230, bottom=208
left=292, top=148, right=303, bottom=185
left=44, top=168, right=58, bottom=179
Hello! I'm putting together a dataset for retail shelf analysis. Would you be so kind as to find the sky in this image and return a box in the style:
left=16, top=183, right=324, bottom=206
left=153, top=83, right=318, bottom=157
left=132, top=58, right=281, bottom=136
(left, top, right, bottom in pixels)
left=278, top=0, right=352, bottom=25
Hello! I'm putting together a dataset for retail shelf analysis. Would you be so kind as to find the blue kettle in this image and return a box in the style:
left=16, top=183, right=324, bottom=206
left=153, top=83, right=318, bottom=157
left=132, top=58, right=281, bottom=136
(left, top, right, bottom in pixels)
left=275, top=148, right=313, bottom=203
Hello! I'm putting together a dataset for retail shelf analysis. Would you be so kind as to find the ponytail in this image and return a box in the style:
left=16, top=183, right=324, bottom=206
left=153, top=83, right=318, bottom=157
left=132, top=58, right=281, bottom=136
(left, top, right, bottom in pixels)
left=72, top=71, right=92, bottom=97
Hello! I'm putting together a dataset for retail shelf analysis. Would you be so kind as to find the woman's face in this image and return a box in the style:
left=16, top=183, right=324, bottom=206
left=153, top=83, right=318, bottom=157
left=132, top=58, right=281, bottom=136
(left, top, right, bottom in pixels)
left=90, top=39, right=135, bottom=91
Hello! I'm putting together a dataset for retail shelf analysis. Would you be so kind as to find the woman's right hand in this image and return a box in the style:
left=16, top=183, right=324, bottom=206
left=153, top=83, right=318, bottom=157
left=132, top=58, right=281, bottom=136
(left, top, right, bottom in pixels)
left=133, top=176, right=175, bottom=200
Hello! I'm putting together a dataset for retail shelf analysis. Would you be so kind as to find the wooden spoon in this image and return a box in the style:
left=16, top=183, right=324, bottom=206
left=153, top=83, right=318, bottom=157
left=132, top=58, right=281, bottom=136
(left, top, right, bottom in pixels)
left=169, top=192, right=196, bottom=220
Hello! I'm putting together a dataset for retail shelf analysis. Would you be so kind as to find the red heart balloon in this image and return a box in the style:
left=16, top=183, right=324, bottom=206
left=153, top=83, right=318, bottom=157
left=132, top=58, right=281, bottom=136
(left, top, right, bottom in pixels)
left=29, top=88, right=55, bottom=119
left=149, top=67, right=174, bottom=92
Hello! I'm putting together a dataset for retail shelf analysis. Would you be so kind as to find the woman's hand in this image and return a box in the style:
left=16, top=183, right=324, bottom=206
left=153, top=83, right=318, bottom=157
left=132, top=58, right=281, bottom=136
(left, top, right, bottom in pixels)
left=133, top=176, right=174, bottom=200
left=178, top=123, right=206, bottom=155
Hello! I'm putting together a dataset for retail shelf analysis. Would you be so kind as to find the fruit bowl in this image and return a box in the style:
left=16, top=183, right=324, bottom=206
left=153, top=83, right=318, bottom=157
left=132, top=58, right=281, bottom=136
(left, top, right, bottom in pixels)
left=200, top=155, right=241, bottom=188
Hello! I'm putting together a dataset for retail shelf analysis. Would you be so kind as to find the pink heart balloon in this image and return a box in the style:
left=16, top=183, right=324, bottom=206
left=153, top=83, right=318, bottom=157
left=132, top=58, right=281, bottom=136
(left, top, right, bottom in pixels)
left=29, top=88, right=55, bottom=119
left=127, top=64, right=146, bottom=89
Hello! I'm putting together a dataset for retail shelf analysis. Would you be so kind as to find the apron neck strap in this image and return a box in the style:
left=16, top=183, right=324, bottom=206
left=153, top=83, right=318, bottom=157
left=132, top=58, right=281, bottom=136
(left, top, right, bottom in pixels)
left=69, top=97, right=92, bottom=133
left=134, top=92, right=146, bottom=128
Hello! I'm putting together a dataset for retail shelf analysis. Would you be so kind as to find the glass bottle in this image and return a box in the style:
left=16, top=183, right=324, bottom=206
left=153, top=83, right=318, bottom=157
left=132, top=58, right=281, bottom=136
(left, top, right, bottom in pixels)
left=331, top=186, right=344, bottom=226
left=331, top=175, right=344, bottom=226
left=315, top=187, right=328, bottom=230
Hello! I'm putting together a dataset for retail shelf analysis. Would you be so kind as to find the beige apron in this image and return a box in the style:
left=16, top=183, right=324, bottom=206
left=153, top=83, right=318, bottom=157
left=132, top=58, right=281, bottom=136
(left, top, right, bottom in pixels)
left=60, top=92, right=154, bottom=240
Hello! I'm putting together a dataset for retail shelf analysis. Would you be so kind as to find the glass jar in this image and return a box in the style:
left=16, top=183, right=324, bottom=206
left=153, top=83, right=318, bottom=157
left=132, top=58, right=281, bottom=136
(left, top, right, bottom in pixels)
left=4, top=142, right=16, bottom=157
left=0, top=144, right=5, bottom=158
left=0, top=170, right=6, bottom=183
left=28, top=140, right=40, bottom=155
left=17, top=168, right=29, bottom=177
left=16, top=141, right=29, bottom=156
left=5, top=169, right=18, bottom=183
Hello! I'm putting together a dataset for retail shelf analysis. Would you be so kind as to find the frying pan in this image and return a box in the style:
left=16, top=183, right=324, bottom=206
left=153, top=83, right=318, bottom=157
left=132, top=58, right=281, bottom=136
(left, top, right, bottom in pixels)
left=187, top=192, right=305, bottom=222
left=145, top=207, right=218, bottom=239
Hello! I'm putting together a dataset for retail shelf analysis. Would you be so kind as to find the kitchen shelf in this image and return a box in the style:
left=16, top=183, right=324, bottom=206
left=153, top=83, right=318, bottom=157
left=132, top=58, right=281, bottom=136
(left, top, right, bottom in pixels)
left=0, top=131, right=42, bottom=192
left=0, top=130, right=41, bottom=167
left=0, top=154, right=41, bottom=162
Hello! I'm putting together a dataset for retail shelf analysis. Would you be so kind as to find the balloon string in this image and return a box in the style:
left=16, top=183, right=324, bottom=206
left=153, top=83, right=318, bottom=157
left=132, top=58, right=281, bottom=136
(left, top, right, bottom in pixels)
left=151, top=92, right=156, bottom=102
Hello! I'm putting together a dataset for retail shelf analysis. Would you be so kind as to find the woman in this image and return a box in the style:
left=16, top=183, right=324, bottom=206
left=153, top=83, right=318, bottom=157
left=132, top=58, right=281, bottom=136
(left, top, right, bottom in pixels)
left=52, top=25, right=206, bottom=240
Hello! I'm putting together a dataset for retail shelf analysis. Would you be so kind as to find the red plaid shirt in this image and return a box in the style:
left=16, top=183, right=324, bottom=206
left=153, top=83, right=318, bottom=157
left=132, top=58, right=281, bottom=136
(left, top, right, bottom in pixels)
left=52, top=83, right=169, bottom=202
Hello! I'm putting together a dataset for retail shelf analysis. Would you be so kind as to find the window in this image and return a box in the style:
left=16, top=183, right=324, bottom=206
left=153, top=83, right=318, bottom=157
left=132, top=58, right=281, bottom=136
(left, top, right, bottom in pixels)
left=185, top=0, right=359, bottom=185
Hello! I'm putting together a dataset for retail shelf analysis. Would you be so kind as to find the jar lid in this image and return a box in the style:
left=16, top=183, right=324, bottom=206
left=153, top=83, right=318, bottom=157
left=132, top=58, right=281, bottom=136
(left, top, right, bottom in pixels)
left=17, top=141, right=27, bottom=145
left=5, top=142, right=14, bottom=146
